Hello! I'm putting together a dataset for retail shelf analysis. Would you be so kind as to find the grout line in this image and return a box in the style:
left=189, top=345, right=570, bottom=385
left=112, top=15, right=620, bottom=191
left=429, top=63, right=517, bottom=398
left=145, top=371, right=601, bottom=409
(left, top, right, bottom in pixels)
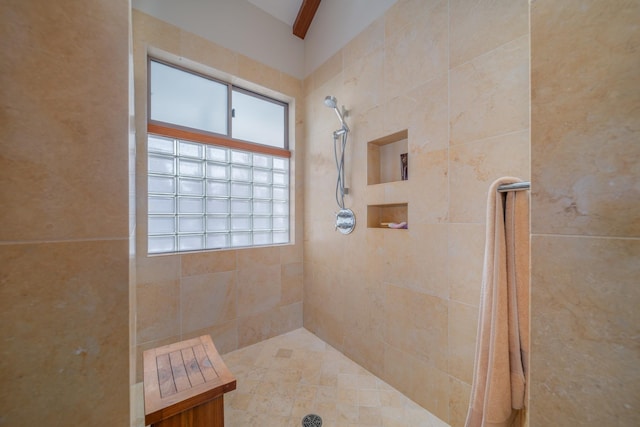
left=0, top=236, right=128, bottom=246
left=178, top=254, right=183, bottom=339
left=450, top=128, right=530, bottom=149
left=531, top=233, right=640, bottom=241
left=449, top=33, right=530, bottom=71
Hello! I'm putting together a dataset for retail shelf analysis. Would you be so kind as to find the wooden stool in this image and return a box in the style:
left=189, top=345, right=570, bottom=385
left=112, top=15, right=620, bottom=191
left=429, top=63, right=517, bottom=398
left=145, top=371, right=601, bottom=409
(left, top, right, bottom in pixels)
left=143, top=335, right=236, bottom=427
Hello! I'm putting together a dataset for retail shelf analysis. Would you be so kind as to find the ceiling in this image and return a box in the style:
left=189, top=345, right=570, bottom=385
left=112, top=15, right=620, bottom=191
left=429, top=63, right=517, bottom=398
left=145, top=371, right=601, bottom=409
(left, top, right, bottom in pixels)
left=248, top=0, right=319, bottom=39
left=248, top=0, right=303, bottom=26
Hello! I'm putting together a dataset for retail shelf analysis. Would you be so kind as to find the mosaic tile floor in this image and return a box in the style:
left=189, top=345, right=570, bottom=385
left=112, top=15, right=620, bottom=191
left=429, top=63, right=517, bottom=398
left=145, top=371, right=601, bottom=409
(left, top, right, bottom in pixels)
left=132, top=328, right=449, bottom=427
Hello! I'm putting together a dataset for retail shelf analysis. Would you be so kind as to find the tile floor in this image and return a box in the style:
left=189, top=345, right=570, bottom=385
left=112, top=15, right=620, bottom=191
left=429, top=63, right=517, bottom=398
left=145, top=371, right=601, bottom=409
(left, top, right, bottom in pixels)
left=132, top=328, right=449, bottom=427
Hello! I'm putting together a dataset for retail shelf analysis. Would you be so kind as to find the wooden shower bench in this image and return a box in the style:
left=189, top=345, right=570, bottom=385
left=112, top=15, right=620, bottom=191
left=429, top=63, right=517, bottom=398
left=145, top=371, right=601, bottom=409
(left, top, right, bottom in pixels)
left=143, top=335, right=236, bottom=427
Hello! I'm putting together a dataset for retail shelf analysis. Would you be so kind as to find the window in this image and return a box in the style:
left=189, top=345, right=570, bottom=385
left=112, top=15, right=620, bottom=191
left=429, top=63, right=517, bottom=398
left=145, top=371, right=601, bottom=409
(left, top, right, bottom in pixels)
left=147, top=58, right=290, bottom=254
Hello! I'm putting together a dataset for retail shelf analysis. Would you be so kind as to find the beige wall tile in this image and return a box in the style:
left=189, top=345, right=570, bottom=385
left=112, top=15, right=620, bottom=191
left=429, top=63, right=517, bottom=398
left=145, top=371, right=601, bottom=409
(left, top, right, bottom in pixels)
left=304, top=305, right=345, bottom=353
left=279, top=72, right=303, bottom=101
left=237, top=265, right=282, bottom=317
left=408, top=74, right=450, bottom=153
left=448, top=301, right=479, bottom=384
left=343, top=16, right=385, bottom=69
left=408, top=148, right=449, bottom=225
left=280, top=243, right=303, bottom=264
left=136, top=279, right=180, bottom=343
left=238, top=302, right=303, bottom=347
left=449, top=130, right=530, bottom=224
left=449, top=376, right=471, bottom=427
left=0, top=240, right=129, bottom=425
left=530, top=235, right=640, bottom=426
left=182, top=319, right=239, bottom=355
left=450, top=0, right=529, bottom=68
left=237, top=54, right=281, bottom=91
left=311, top=50, right=343, bottom=92
left=381, top=73, right=448, bottom=155
left=181, top=250, right=236, bottom=276
left=343, top=49, right=384, bottom=116
left=529, top=2, right=639, bottom=424
left=237, top=246, right=281, bottom=269
left=385, top=285, right=448, bottom=371
left=450, top=35, right=529, bottom=145
left=342, top=276, right=385, bottom=342
left=361, top=231, right=387, bottom=284
left=448, top=223, right=484, bottom=305
left=531, top=0, right=640, bottom=238
left=179, top=30, right=237, bottom=76
left=136, top=254, right=180, bottom=284
left=1, top=4, right=129, bottom=241
left=132, top=9, right=181, bottom=53
left=304, top=223, right=349, bottom=270
left=384, top=0, right=448, bottom=102
left=383, top=224, right=449, bottom=298
left=384, top=0, right=444, bottom=40
left=532, top=135, right=640, bottom=237
left=383, top=345, right=450, bottom=422
left=354, top=104, right=386, bottom=147
left=181, top=271, right=236, bottom=333
left=281, top=262, right=303, bottom=306
left=342, top=329, right=386, bottom=380
left=0, top=1, right=129, bottom=424
left=307, top=263, right=347, bottom=321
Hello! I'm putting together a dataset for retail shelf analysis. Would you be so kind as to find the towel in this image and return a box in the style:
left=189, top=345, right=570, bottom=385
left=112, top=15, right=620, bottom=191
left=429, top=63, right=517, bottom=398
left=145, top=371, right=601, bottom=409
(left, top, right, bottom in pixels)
left=465, top=177, right=530, bottom=427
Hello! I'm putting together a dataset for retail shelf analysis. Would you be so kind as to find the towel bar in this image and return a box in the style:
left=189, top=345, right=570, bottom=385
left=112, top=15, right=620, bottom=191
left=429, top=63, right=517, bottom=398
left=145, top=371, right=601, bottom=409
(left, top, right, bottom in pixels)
left=497, top=182, right=530, bottom=193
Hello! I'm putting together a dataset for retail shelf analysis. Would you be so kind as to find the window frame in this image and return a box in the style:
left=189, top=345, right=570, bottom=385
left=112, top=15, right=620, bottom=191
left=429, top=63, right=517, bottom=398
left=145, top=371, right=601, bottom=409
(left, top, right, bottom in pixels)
left=146, top=56, right=292, bottom=254
left=147, top=57, right=290, bottom=158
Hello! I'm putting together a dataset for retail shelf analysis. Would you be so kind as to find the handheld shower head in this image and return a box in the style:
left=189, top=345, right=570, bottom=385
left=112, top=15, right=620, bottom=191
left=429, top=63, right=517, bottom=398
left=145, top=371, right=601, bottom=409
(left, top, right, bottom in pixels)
left=323, top=95, right=349, bottom=131
left=324, top=96, right=337, bottom=109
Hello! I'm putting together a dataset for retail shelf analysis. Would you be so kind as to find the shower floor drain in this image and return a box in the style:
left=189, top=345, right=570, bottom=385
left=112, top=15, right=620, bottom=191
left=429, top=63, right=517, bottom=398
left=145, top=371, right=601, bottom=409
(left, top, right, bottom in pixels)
left=302, top=413, right=322, bottom=427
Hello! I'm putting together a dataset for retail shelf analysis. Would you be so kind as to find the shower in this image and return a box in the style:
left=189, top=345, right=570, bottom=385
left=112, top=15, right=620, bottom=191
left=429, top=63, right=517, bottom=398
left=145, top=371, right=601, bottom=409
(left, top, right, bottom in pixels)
left=324, top=95, right=355, bottom=234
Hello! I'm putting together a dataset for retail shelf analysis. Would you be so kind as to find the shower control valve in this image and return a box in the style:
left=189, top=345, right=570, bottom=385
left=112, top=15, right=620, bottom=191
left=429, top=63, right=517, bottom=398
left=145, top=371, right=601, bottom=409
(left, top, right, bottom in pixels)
left=335, top=208, right=356, bottom=235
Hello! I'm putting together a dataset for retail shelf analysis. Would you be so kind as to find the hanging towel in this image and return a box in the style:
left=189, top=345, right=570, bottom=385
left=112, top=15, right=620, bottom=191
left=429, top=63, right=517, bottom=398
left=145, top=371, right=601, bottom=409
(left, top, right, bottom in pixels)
left=465, top=177, right=530, bottom=427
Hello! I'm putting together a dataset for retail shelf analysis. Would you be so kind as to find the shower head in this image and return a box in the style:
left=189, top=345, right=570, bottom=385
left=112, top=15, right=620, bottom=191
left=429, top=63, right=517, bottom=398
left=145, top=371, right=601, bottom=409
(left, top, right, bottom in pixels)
left=323, top=95, right=349, bottom=131
left=324, top=95, right=337, bottom=109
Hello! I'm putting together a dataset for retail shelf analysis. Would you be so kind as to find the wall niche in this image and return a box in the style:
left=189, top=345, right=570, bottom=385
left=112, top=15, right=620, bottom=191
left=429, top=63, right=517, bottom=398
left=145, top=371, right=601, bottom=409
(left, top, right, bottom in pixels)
left=367, top=203, right=408, bottom=229
left=367, top=129, right=409, bottom=185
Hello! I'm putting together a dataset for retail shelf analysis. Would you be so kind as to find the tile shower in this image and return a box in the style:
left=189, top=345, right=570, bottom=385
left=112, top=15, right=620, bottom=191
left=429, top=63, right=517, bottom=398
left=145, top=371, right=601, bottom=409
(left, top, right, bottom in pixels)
left=132, top=1, right=529, bottom=426
left=3, top=1, right=636, bottom=426
left=0, top=0, right=640, bottom=425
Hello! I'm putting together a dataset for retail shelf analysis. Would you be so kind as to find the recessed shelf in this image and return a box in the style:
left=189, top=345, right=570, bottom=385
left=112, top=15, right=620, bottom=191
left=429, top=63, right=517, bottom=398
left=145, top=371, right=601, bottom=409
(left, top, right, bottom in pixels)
left=367, top=130, right=409, bottom=185
left=367, top=203, right=408, bottom=229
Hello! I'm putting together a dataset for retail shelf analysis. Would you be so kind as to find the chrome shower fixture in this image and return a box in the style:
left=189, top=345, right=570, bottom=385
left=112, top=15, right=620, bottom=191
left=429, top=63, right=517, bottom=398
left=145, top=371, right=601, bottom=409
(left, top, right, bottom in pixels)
left=323, top=95, right=354, bottom=233
left=324, top=95, right=349, bottom=132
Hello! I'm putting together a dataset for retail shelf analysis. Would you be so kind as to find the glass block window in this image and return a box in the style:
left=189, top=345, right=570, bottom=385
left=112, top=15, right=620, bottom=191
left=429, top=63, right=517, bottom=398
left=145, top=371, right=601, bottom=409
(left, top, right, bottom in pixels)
left=148, top=135, right=289, bottom=254
left=147, top=56, right=291, bottom=255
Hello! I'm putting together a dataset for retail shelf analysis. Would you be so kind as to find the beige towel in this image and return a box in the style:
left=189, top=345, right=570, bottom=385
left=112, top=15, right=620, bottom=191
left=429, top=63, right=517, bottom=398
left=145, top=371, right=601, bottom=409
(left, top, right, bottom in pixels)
left=465, top=177, right=530, bottom=427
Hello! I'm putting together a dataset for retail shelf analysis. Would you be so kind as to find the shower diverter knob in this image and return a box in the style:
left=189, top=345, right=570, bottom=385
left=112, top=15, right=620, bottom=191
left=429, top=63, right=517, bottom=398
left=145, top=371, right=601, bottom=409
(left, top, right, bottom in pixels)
left=335, top=208, right=356, bottom=234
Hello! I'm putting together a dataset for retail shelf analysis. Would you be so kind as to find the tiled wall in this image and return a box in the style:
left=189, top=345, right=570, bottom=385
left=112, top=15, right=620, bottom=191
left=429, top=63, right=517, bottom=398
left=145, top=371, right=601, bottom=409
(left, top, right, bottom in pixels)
left=302, top=1, right=529, bottom=425
left=0, top=1, right=130, bottom=425
left=530, top=1, right=640, bottom=425
left=132, top=11, right=305, bottom=381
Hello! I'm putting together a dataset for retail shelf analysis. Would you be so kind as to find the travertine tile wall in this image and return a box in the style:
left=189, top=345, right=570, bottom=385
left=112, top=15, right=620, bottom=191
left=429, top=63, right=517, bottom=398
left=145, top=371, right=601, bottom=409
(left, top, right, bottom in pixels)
left=303, top=1, right=529, bottom=425
left=132, top=11, right=305, bottom=381
left=530, top=1, right=640, bottom=425
left=0, top=1, right=130, bottom=425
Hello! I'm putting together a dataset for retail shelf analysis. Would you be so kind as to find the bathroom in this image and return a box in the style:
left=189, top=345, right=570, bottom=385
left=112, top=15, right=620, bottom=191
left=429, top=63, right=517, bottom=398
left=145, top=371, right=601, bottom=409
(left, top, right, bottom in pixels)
left=1, top=0, right=637, bottom=426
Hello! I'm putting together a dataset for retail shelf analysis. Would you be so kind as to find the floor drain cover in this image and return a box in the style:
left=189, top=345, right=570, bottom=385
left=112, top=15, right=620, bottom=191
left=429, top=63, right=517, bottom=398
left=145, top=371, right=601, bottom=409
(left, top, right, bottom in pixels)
left=302, top=414, right=322, bottom=427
